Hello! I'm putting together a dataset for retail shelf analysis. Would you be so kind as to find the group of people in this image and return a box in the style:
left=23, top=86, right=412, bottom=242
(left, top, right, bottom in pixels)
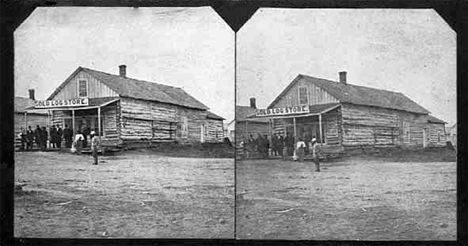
left=17, top=124, right=92, bottom=151
left=71, top=130, right=100, bottom=165
left=240, top=132, right=321, bottom=171
left=18, top=123, right=101, bottom=165
left=18, top=125, right=73, bottom=151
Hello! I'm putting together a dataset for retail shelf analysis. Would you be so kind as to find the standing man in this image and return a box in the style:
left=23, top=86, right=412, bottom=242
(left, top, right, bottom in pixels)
left=271, top=133, right=278, bottom=156
left=26, top=126, right=34, bottom=150
left=63, top=125, right=72, bottom=148
left=279, top=134, right=285, bottom=158
left=41, top=126, right=48, bottom=150
left=57, top=125, right=63, bottom=149
left=34, top=125, right=42, bottom=150
left=310, top=138, right=321, bottom=172
left=81, top=123, right=90, bottom=148
left=90, top=131, right=100, bottom=165
left=50, top=125, right=57, bottom=148
left=18, top=127, right=26, bottom=150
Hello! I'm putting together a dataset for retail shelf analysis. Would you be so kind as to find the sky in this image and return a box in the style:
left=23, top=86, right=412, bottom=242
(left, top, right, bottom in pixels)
left=15, top=7, right=234, bottom=122
left=237, top=9, right=457, bottom=126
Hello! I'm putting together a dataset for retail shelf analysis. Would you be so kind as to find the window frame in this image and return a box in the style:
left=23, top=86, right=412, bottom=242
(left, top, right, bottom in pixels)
left=298, top=86, right=309, bottom=105
left=78, top=79, right=88, bottom=98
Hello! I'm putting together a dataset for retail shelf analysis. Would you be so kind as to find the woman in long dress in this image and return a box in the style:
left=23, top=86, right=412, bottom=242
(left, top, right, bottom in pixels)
left=73, top=131, right=85, bottom=155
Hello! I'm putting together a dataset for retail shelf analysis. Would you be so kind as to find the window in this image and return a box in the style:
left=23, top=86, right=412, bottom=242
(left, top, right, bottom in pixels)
left=286, top=96, right=292, bottom=107
left=298, top=87, right=308, bottom=105
left=78, top=80, right=88, bottom=97
left=437, top=131, right=441, bottom=142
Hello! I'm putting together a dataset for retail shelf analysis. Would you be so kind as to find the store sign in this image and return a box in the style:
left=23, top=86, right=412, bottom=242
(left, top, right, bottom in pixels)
left=35, top=98, right=89, bottom=108
left=256, top=105, right=309, bottom=117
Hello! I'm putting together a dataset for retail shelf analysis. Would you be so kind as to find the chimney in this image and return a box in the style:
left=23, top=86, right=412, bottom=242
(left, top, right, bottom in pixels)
left=339, top=71, right=347, bottom=85
left=250, top=98, right=256, bottom=109
left=119, top=65, right=127, bottom=77
left=28, top=89, right=35, bottom=100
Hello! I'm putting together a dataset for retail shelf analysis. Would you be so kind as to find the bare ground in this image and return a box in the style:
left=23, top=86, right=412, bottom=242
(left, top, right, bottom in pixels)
left=14, top=150, right=234, bottom=238
left=236, top=157, right=456, bottom=240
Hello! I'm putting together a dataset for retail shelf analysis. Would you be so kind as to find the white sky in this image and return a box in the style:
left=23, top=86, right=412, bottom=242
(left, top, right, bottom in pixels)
left=15, top=7, right=234, bottom=122
left=237, top=9, right=457, bottom=126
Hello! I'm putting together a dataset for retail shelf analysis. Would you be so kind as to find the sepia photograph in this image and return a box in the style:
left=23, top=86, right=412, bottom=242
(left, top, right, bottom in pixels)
left=235, top=9, right=457, bottom=240
left=13, top=7, right=234, bottom=238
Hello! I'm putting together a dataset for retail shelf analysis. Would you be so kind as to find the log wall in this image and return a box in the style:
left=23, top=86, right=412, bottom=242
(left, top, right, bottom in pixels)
left=176, top=106, right=207, bottom=144
left=427, top=123, right=446, bottom=147
left=120, top=97, right=209, bottom=145
left=341, top=103, right=445, bottom=148
left=120, top=97, right=177, bottom=141
left=204, top=119, right=224, bottom=143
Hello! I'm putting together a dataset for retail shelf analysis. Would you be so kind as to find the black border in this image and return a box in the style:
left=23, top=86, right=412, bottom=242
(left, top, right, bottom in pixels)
left=1, top=0, right=466, bottom=245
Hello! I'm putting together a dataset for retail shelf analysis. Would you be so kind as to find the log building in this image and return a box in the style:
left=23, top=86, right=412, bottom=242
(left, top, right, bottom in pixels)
left=33, top=65, right=224, bottom=147
left=234, top=98, right=269, bottom=144
left=15, top=90, right=49, bottom=134
left=251, top=72, right=446, bottom=154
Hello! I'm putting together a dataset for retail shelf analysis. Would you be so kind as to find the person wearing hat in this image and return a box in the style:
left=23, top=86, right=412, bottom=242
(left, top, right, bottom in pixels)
left=309, top=137, right=321, bottom=172
left=90, top=130, right=101, bottom=165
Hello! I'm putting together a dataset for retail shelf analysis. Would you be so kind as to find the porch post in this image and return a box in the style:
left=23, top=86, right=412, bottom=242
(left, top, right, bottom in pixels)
left=245, top=121, right=248, bottom=141
left=293, top=117, right=297, bottom=143
left=24, top=112, right=27, bottom=129
left=98, top=106, right=101, bottom=141
left=319, top=114, right=323, bottom=146
left=72, top=109, right=75, bottom=134
left=268, top=119, right=272, bottom=135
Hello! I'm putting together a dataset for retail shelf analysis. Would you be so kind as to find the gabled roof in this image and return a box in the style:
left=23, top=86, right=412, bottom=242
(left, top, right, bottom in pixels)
left=236, top=105, right=269, bottom=123
left=268, top=74, right=431, bottom=115
left=206, top=111, right=225, bottom=120
left=427, top=115, right=446, bottom=124
left=15, top=97, right=48, bottom=115
left=48, top=67, right=209, bottom=110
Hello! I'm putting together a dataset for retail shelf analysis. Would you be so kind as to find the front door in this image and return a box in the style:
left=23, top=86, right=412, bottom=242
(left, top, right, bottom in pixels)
left=200, top=124, right=205, bottom=143
left=423, top=128, right=429, bottom=148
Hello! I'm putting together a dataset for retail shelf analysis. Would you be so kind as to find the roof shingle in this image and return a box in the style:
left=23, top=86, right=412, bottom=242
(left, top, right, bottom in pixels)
left=82, top=67, right=208, bottom=110
left=269, top=74, right=431, bottom=115
left=15, top=97, right=48, bottom=115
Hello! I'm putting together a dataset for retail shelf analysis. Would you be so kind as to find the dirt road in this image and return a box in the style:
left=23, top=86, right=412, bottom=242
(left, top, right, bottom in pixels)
left=236, top=157, right=456, bottom=240
left=15, top=150, right=234, bottom=238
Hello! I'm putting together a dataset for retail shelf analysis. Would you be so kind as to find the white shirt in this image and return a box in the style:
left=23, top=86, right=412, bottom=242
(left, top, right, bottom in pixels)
left=296, top=141, right=306, bottom=149
left=74, top=134, right=84, bottom=142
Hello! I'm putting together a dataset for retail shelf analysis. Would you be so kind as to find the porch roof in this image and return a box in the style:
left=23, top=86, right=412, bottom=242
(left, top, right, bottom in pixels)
left=248, top=103, right=341, bottom=120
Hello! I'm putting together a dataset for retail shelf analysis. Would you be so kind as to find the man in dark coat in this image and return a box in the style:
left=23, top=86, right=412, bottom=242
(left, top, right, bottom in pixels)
left=34, top=125, right=42, bottom=149
left=278, top=135, right=285, bottom=157
left=18, top=127, right=26, bottom=150
left=263, top=134, right=270, bottom=158
left=41, top=127, right=48, bottom=150
left=271, top=133, right=278, bottom=156
left=57, top=125, right=63, bottom=149
left=81, top=124, right=90, bottom=148
left=26, top=126, right=34, bottom=150
left=50, top=125, right=57, bottom=148
left=63, top=125, right=73, bottom=148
